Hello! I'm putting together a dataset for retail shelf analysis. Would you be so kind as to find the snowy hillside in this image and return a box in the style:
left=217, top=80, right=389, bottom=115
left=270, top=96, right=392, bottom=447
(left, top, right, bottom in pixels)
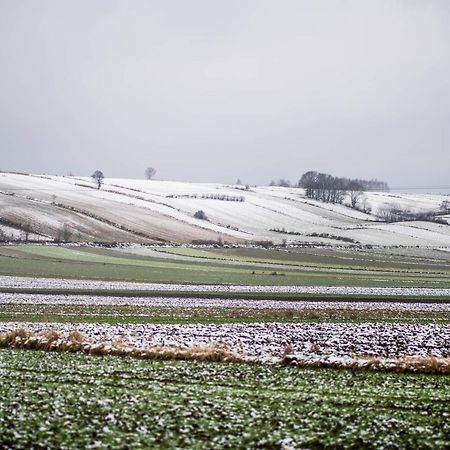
left=0, top=172, right=449, bottom=247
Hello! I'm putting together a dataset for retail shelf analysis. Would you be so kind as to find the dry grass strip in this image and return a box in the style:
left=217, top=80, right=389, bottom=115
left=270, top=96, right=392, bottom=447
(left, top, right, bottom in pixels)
left=0, top=328, right=246, bottom=363
left=2, top=328, right=450, bottom=374
left=281, top=354, right=450, bottom=374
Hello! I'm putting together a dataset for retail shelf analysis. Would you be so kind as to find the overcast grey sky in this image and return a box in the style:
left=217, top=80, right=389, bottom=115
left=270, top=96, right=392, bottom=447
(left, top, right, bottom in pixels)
left=0, top=1, right=449, bottom=188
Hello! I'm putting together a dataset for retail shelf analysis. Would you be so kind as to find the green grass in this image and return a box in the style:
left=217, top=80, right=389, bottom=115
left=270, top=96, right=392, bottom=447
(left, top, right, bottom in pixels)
left=1, top=244, right=449, bottom=288
left=161, top=246, right=450, bottom=273
left=1, top=349, right=449, bottom=449
left=2, top=303, right=450, bottom=325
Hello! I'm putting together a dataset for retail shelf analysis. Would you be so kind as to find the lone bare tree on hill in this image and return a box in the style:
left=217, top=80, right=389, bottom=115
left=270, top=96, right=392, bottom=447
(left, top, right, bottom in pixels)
left=91, top=170, right=104, bottom=189
left=145, top=167, right=156, bottom=180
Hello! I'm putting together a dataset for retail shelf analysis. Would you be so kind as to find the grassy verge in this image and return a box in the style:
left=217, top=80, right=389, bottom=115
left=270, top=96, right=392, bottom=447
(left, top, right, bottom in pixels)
left=1, top=349, right=449, bottom=449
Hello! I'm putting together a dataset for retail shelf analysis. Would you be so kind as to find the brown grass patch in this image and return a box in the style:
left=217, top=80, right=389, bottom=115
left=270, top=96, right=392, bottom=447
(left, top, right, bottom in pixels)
left=0, top=328, right=246, bottom=363
left=138, top=344, right=244, bottom=362
left=282, top=354, right=450, bottom=374
left=2, top=327, right=449, bottom=373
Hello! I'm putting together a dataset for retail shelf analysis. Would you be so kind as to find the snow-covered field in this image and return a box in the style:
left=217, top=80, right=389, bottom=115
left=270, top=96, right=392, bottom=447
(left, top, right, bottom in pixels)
left=4, top=292, right=450, bottom=310
left=1, top=321, right=449, bottom=360
left=0, top=172, right=449, bottom=246
left=0, top=224, right=48, bottom=241
left=2, top=276, right=450, bottom=296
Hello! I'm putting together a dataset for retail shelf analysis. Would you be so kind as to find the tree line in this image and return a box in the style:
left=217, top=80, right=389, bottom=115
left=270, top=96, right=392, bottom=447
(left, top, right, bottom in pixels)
left=298, top=171, right=389, bottom=206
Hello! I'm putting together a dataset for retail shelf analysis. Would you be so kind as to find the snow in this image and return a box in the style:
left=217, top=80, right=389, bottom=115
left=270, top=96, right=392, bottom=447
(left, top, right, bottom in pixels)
left=365, top=192, right=445, bottom=215
left=0, top=225, right=48, bottom=241
left=2, top=321, right=450, bottom=360
left=0, top=172, right=449, bottom=246
left=4, top=292, right=450, bottom=310
left=1, top=275, right=450, bottom=296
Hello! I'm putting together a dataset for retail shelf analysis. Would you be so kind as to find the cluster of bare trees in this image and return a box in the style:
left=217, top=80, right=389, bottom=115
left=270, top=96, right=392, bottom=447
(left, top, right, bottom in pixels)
left=441, top=200, right=450, bottom=214
left=54, top=224, right=72, bottom=242
left=357, top=179, right=389, bottom=191
left=0, top=217, right=33, bottom=242
left=298, top=171, right=388, bottom=209
left=269, top=179, right=291, bottom=187
left=378, top=201, right=450, bottom=224
left=298, top=171, right=354, bottom=204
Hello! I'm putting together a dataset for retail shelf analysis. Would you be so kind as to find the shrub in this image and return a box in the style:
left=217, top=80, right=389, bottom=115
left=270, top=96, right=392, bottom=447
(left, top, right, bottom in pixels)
left=194, top=210, right=208, bottom=221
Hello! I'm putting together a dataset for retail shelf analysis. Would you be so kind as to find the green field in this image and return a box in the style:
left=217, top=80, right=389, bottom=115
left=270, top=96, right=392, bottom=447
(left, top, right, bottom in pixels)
left=2, top=302, right=450, bottom=325
left=159, top=246, right=450, bottom=273
left=1, top=349, right=449, bottom=449
left=2, top=244, right=450, bottom=449
left=1, top=244, right=449, bottom=288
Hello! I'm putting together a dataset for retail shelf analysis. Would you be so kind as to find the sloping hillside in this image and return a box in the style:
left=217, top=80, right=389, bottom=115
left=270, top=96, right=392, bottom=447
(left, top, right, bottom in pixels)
left=0, top=172, right=449, bottom=246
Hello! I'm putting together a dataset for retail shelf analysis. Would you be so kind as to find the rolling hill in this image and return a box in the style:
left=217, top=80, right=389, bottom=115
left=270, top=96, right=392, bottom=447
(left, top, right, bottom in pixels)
left=0, top=172, right=449, bottom=247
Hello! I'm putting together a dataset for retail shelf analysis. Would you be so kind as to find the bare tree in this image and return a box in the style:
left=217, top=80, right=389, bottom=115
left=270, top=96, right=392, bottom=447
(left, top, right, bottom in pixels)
left=55, top=224, right=72, bottom=243
left=145, top=167, right=156, bottom=180
left=91, top=170, right=104, bottom=189
left=360, top=197, right=372, bottom=214
left=347, top=180, right=365, bottom=209
left=62, top=224, right=72, bottom=242
left=277, top=179, right=291, bottom=187
left=377, top=204, right=401, bottom=222
left=22, top=222, right=32, bottom=242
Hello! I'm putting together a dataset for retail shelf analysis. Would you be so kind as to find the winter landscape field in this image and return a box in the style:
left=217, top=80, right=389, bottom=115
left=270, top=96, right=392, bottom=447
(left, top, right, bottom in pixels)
left=1, top=182, right=450, bottom=447
left=2, top=1, right=450, bottom=447
left=1, top=172, right=450, bottom=246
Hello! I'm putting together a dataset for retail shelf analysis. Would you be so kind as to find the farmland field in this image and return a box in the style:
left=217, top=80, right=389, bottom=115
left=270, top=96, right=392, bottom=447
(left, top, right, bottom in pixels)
left=2, top=293, right=450, bottom=324
left=1, top=173, right=450, bottom=246
left=2, top=4, right=450, bottom=447
left=1, top=349, right=450, bottom=449
left=1, top=243, right=450, bottom=448
left=1, top=244, right=450, bottom=289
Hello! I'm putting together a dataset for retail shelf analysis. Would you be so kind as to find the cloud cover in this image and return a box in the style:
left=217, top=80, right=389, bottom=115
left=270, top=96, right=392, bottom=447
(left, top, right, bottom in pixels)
left=0, top=0, right=449, bottom=189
